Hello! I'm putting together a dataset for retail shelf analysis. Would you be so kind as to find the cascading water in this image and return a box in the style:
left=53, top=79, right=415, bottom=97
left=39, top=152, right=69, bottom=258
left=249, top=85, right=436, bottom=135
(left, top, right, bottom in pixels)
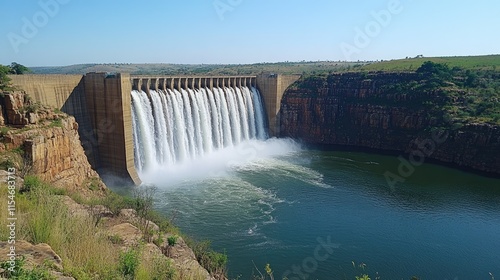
left=131, top=85, right=268, bottom=174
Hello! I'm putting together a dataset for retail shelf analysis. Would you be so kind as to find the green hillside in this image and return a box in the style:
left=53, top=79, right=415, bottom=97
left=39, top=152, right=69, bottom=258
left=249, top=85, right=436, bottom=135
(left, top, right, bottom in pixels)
left=28, top=55, right=500, bottom=76
left=360, top=55, right=500, bottom=72
left=30, top=61, right=366, bottom=76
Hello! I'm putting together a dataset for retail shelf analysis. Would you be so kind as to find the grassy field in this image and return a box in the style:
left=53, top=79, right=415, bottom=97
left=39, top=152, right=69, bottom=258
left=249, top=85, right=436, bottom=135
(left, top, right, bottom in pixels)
left=29, top=55, right=500, bottom=75
left=359, top=55, right=500, bottom=72
left=30, top=61, right=367, bottom=76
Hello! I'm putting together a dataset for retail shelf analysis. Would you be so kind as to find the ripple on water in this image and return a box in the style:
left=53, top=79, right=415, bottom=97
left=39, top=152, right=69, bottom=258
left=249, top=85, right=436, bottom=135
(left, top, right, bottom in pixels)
left=154, top=175, right=285, bottom=240
left=235, top=158, right=333, bottom=189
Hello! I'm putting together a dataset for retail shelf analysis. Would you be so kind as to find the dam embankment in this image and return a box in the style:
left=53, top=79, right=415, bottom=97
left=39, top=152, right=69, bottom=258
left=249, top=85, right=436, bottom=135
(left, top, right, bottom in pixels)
left=9, top=73, right=300, bottom=184
left=9, top=73, right=140, bottom=184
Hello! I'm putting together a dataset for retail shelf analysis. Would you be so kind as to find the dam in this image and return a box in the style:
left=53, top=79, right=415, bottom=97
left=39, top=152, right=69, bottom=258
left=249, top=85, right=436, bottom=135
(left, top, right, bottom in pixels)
left=8, top=73, right=301, bottom=184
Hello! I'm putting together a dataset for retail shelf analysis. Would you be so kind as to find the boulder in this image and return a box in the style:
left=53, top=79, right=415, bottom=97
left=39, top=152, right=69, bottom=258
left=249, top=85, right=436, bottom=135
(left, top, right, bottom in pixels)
left=0, top=240, right=63, bottom=272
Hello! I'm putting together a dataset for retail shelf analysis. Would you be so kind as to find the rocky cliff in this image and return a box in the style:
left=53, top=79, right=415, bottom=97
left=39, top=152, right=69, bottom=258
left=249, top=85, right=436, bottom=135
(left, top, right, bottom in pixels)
left=280, top=72, right=500, bottom=175
left=0, top=91, right=105, bottom=192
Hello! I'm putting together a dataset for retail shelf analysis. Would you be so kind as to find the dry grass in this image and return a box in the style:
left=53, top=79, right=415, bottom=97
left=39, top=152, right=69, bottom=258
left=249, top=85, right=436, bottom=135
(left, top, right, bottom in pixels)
left=0, top=179, right=179, bottom=279
left=136, top=252, right=176, bottom=280
left=1, top=184, right=120, bottom=279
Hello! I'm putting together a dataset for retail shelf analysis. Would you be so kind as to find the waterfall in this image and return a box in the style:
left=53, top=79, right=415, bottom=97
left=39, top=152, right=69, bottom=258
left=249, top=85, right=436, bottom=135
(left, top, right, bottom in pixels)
left=131, top=85, right=268, bottom=173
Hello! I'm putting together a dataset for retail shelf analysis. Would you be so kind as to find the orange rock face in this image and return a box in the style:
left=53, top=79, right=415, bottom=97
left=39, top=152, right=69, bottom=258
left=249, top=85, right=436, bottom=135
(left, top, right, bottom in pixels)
left=0, top=91, right=104, bottom=192
left=280, top=73, right=500, bottom=175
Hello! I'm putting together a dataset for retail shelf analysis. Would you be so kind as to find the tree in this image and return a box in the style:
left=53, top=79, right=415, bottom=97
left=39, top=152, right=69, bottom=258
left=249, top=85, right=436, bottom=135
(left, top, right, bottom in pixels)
left=9, top=62, right=31, bottom=74
left=416, top=61, right=451, bottom=77
left=416, top=61, right=453, bottom=87
left=464, top=69, right=479, bottom=87
left=0, top=65, right=12, bottom=91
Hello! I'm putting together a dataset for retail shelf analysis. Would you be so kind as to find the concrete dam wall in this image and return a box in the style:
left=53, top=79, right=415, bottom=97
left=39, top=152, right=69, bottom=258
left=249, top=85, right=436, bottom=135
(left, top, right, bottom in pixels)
left=9, top=73, right=300, bottom=185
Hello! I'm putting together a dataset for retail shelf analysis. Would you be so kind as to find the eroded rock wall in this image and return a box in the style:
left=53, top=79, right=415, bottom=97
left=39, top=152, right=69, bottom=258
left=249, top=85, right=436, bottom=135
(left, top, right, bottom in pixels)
left=280, top=73, right=500, bottom=175
left=0, top=91, right=104, bottom=191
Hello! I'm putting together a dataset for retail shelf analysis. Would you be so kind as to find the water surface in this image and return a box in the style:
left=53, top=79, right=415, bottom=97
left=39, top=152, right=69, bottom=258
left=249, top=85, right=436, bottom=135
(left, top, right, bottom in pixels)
left=113, top=139, right=500, bottom=279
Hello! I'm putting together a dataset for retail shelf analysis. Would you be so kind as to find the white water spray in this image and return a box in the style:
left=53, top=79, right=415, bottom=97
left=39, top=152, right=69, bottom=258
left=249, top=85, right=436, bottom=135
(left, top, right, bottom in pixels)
left=131, top=86, right=269, bottom=174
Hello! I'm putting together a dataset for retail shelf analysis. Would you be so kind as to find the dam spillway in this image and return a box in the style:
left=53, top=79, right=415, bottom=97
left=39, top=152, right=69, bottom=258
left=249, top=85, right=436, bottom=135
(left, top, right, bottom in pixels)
left=130, top=83, right=268, bottom=173
left=8, top=73, right=301, bottom=185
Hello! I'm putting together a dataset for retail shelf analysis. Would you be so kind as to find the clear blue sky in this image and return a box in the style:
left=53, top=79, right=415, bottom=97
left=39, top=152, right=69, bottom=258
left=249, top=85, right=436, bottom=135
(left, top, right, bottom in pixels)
left=1, top=0, right=499, bottom=66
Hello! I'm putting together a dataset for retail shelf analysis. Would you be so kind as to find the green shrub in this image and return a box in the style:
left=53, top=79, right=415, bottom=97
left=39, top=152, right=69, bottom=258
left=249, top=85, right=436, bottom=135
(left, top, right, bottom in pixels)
left=49, top=118, right=62, bottom=128
left=167, top=235, right=178, bottom=246
left=152, top=232, right=164, bottom=247
left=119, top=248, right=140, bottom=279
left=136, top=255, right=176, bottom=280
left=22, top=175, right=44, bottom=193
left=109, top=234, right=123, bottom=245
left=98, top=191, right=137, bottom=216
left=0, top=256, right=55, bottom=280
left=206, top=251, right=228, bottom=274
left=0, top=158, right=15, bottom=170
left=0, top=126, right=10, bottom=137
left=12, top=146, right=24, bottom=155
left=451, top=122, right=464, bottom=130
left=24, top=103, right=41, bottom=114
left=187, top=239, right=227, bottom=277
left=87, top=177, right=100, bottom=191
left=146, top=210, right=179, bottom=233
left=21, top=175, right=63, bottom=195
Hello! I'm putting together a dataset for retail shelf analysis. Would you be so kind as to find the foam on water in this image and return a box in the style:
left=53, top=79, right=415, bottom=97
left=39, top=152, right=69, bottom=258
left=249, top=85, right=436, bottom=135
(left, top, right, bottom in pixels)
left=137, top=138, right=302, bottom=186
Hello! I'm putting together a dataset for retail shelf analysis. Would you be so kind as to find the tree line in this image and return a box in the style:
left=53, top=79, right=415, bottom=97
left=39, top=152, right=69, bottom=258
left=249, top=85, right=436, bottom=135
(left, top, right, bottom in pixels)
left=0, top=62, right=31, bottom=91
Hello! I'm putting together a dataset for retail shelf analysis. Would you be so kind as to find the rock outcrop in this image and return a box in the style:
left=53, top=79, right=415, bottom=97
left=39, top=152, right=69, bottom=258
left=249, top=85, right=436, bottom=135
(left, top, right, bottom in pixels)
left=60, top=195, right=215, bottom=280
left=0, top=91, right=105, bottom=192
left=280, top=72, right=500, bottom=175
left=0, top=240, right=74, bottom=280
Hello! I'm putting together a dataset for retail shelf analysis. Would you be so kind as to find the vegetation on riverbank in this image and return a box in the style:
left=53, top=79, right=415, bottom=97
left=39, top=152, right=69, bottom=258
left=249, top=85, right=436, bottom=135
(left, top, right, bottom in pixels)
left=0, top=172, right=228, bottom=279
left=296, top=61, right=500, bottom=126
left=382, top=61, right=500, bottom=125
